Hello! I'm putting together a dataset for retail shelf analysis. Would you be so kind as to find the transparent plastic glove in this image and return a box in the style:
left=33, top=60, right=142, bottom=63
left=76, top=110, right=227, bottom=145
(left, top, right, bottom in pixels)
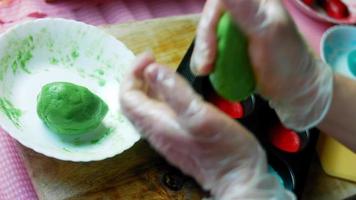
left=191, top=0, right=333, bottom=131
left=120, top=52, right=295, bottom=199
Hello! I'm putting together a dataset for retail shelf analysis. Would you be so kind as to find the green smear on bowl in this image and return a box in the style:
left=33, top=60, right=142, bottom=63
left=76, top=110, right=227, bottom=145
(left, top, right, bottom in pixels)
left=71, top=49, right=80, bottom=59
left=37, top=82, right=108, bottom=135
left=0, top=35, right=35, bottom=80
left=89, top=71, right=106, bottom=87
left=50, top=57, right=59, bottom=65
left=0, top=98, right=22, bottom=128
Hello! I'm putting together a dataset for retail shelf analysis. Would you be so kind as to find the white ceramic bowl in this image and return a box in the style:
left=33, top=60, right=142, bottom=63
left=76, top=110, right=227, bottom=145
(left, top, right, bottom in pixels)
left=0, top=18, right=140, bottom=162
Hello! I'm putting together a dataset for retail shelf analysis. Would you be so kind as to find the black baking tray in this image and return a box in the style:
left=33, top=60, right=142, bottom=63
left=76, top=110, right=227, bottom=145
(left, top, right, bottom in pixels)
left=177, top=42, right=319, bottom=199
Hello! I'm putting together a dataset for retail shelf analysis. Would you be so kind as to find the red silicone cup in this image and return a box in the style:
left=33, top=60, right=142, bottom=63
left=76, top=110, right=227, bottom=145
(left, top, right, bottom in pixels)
left=269, top=123, right=309, bottom=153
left=209, top=93, right=244, bottom=119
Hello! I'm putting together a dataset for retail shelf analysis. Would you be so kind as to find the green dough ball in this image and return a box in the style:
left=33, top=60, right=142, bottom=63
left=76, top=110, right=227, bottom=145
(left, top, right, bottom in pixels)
left=209, top=13, right=256, bottom=101
left=37, top=82, right=108, bottom=135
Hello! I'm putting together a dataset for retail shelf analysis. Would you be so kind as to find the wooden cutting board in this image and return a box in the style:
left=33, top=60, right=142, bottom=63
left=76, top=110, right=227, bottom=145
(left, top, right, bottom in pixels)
left=19, top=14, right=204, bottom=200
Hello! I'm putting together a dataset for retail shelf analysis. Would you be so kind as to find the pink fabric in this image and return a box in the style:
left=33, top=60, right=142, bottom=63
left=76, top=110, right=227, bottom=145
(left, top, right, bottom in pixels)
left=0, top=1, right=204, bottom=200
left=0, top=0, right=205, bottom=31
left=0, top=0, right=335, bottom=199
left=0, top=130, right=37, bottom=200
left=283, top=0, right=333, bottom=57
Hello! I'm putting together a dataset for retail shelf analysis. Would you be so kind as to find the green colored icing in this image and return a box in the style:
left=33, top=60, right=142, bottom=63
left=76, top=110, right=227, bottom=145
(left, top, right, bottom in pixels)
left=0, top=98, right=22, bottom=128
left=37, top=82, right=108, bottom=135
left=0, top=35, right=34, bottom=80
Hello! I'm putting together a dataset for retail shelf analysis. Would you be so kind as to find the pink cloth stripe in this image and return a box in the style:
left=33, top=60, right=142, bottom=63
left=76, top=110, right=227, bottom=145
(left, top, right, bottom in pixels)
left=146, top=0, right=184, bottom=18
left=99, top=1, right=135, bottom=24
left=123, top=0, right=153, bottom=20
left=0, top=130, right=37, bottom=200
left=74, top=4, right=107, bottom=25
left=180, top=0, right=206, bottom=13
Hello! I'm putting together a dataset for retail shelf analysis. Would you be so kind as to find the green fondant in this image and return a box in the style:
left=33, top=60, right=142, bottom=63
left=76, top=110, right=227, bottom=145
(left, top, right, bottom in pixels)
left=209, top=13, right=256, bottom=101
left=37, top=82, right=108, bottom=135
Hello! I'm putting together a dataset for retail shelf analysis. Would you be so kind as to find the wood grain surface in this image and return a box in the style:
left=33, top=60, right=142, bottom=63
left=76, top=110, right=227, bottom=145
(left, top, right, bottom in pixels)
left=18, top=14, right=356, bottom=200
left=303, top=159, right=356, bottom=200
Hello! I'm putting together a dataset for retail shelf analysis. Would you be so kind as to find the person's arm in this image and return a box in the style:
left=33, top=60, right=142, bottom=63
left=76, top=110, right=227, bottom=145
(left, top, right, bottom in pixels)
left=318, top=74, right=356, bottom=152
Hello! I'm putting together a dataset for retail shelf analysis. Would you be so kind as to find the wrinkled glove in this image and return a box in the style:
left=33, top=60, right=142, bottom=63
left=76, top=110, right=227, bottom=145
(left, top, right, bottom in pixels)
left=120, top=52, right=295, bottom=199
left=191, top=0, right=333, bottom=131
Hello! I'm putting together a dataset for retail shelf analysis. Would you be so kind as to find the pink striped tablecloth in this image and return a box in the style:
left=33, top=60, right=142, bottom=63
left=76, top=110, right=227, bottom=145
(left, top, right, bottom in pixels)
left=0, top=1, right=204, bottom=199
left=0, top=0, right=333, bottom=200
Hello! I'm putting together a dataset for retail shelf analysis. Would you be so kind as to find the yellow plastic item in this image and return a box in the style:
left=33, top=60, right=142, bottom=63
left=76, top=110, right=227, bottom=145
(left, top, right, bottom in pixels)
left=317, top=133, right=356, bottom=182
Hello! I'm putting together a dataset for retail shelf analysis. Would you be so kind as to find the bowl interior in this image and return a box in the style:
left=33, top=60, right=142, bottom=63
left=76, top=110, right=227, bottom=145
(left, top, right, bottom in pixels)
left=0, top=18, right=140, bottom=161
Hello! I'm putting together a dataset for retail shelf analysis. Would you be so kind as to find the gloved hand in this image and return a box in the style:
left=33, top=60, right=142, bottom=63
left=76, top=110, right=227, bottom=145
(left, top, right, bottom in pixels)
left=120, top=52, right=295, bottom=199
left=191, top=0, right=333, bottom=131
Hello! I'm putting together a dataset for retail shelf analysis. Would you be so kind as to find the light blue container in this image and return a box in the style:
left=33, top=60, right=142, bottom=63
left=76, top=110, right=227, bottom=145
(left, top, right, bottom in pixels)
left=321, top=25, right=356, bottom=79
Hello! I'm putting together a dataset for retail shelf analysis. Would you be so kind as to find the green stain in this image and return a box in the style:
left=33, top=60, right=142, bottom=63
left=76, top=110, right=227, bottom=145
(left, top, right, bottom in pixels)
left=13, top=36, right=34, bottom=73
left=89, top=73, right=106, bottom=87
left=56, top=48, right=79, bottom=67
left=0, top=35, right=35, bottom=80
left=90, top=139, right=100, bottom=144
left=71, top=49, right=79, bottom=59
left=73, top=138, right=81, bottom=145
left=50, top=57, right=59, bottom=65
left=96, top=69, right=105, bottom=76
left=77, top=68, right=86, bottom=78
left=48, top=42, right=54, bottom=49
left=62, top=147, right=71, bottom=152
left=38, top=28, right=54, bottom=49
left=0, top=98, right=22, bottom=128
left=105, top=128, right=114, bottom=135
left=98, top=79, right=106, bottom=86
left=117, top=113, right=125, bottom=123
left=90, top=127, right=114, bottom=144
